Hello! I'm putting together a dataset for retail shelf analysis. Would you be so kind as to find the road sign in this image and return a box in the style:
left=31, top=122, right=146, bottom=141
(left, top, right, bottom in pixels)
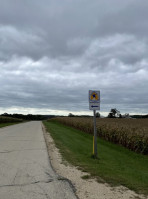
left=89, top=90, right=100, bottom=110
left=89, top=90, right=100, bottom=158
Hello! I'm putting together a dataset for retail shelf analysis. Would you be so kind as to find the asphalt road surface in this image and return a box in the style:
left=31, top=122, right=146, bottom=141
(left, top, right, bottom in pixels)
left=0, top=121, right=77, bottom=199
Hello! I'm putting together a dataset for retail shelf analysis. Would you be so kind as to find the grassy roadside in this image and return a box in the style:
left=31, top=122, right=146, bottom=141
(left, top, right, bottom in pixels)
left=44, top=120, right=148, bottom=195
left=0, top=123, right=21, bottom=128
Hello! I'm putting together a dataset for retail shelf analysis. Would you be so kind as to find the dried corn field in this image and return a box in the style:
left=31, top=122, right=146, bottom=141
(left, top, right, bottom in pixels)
left=52, top=117, right=148, bottom=155
left=0, top=116, right=23, bottom=123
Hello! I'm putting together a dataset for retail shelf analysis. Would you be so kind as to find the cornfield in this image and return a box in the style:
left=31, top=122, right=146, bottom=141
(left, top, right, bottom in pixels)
left=51, top=117, right=148, bottom=155
left=0, top=116, right=23, bottom=123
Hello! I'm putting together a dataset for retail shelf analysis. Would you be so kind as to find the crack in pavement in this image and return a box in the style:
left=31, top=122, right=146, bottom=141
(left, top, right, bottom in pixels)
left=0, top=179, right=54, bottom=188
left=0, top=177, right=73, bottom=188
left=0, top=150, right=12, bottom=153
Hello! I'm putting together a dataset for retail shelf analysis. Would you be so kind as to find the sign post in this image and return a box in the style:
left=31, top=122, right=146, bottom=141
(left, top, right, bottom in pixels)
left=89, top=90, right=100, bottom=158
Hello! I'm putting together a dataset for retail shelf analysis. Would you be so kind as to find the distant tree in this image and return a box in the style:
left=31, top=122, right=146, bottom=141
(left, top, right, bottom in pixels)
left=142, top=114, right=148, bottom=118
left=2, top=113, right=9, bottom=116
left=119, top=114, right=122, bottom=118
left=108, top=112, right=114, bottom=118
left=108, top=108, right=121, bottom=118
left=68, top=113, right=75, bottom=117
left=96, top=112, right=100, bottom=118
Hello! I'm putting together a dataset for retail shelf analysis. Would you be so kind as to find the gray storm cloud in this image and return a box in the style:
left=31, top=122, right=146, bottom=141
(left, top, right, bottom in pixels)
left=0, top=0, right=148, bottom=115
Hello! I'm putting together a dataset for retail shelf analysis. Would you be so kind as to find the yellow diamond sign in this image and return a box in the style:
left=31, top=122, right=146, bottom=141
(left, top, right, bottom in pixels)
left=90, top=92, right=99, bottom=101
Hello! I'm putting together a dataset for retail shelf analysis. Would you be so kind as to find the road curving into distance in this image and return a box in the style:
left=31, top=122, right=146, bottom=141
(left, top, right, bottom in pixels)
left=0, top=121, right=77, bottom=199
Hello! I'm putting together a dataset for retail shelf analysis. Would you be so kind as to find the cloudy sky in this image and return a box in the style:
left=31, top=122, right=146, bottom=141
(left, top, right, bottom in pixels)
left=0, top=0, right=148, bottom=116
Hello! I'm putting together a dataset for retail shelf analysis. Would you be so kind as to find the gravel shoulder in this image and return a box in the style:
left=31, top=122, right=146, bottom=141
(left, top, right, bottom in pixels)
left=42, top=123, right=148, bottom=199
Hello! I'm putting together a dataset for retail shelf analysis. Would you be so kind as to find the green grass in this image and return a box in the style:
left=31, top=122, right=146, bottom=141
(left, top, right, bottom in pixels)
left=43, top=120, right=148, bottom=195
left=81, top=175, right=91, bottom=180
left=0, top=123, right=21, bottom=128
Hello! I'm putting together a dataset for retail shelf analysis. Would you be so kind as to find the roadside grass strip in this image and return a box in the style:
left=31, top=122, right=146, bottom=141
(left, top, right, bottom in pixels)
left=44, top=120, right=148, bottom=195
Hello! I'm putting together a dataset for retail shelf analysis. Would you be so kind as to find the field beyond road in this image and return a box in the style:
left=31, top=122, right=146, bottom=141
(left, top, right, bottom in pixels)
left=53, top=117, right=148, bottom=154
left=0, top=116, right=23, bottom=128
left=44, top=120, right=148, bottom=195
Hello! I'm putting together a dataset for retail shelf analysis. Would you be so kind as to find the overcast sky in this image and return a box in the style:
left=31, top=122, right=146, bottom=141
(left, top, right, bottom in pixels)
left=0, top=0, right=148, bottom=116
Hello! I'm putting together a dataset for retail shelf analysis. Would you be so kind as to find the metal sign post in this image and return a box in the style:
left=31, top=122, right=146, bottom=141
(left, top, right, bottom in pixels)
left=93, top=109, right=97, bottom=157
left=89, top=90, right=100, bottom=158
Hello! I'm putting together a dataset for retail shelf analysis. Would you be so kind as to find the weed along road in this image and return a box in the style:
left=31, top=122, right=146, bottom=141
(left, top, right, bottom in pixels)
left=0, top=121, right=77, bottom=199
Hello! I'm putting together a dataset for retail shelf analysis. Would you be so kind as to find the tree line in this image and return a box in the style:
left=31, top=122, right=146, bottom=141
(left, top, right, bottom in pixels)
left=1, top=113, right=55, bottom=121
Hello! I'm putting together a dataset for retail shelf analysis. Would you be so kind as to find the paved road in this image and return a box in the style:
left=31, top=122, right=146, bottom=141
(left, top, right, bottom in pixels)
left=0, top=121, right=77, bottom=199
